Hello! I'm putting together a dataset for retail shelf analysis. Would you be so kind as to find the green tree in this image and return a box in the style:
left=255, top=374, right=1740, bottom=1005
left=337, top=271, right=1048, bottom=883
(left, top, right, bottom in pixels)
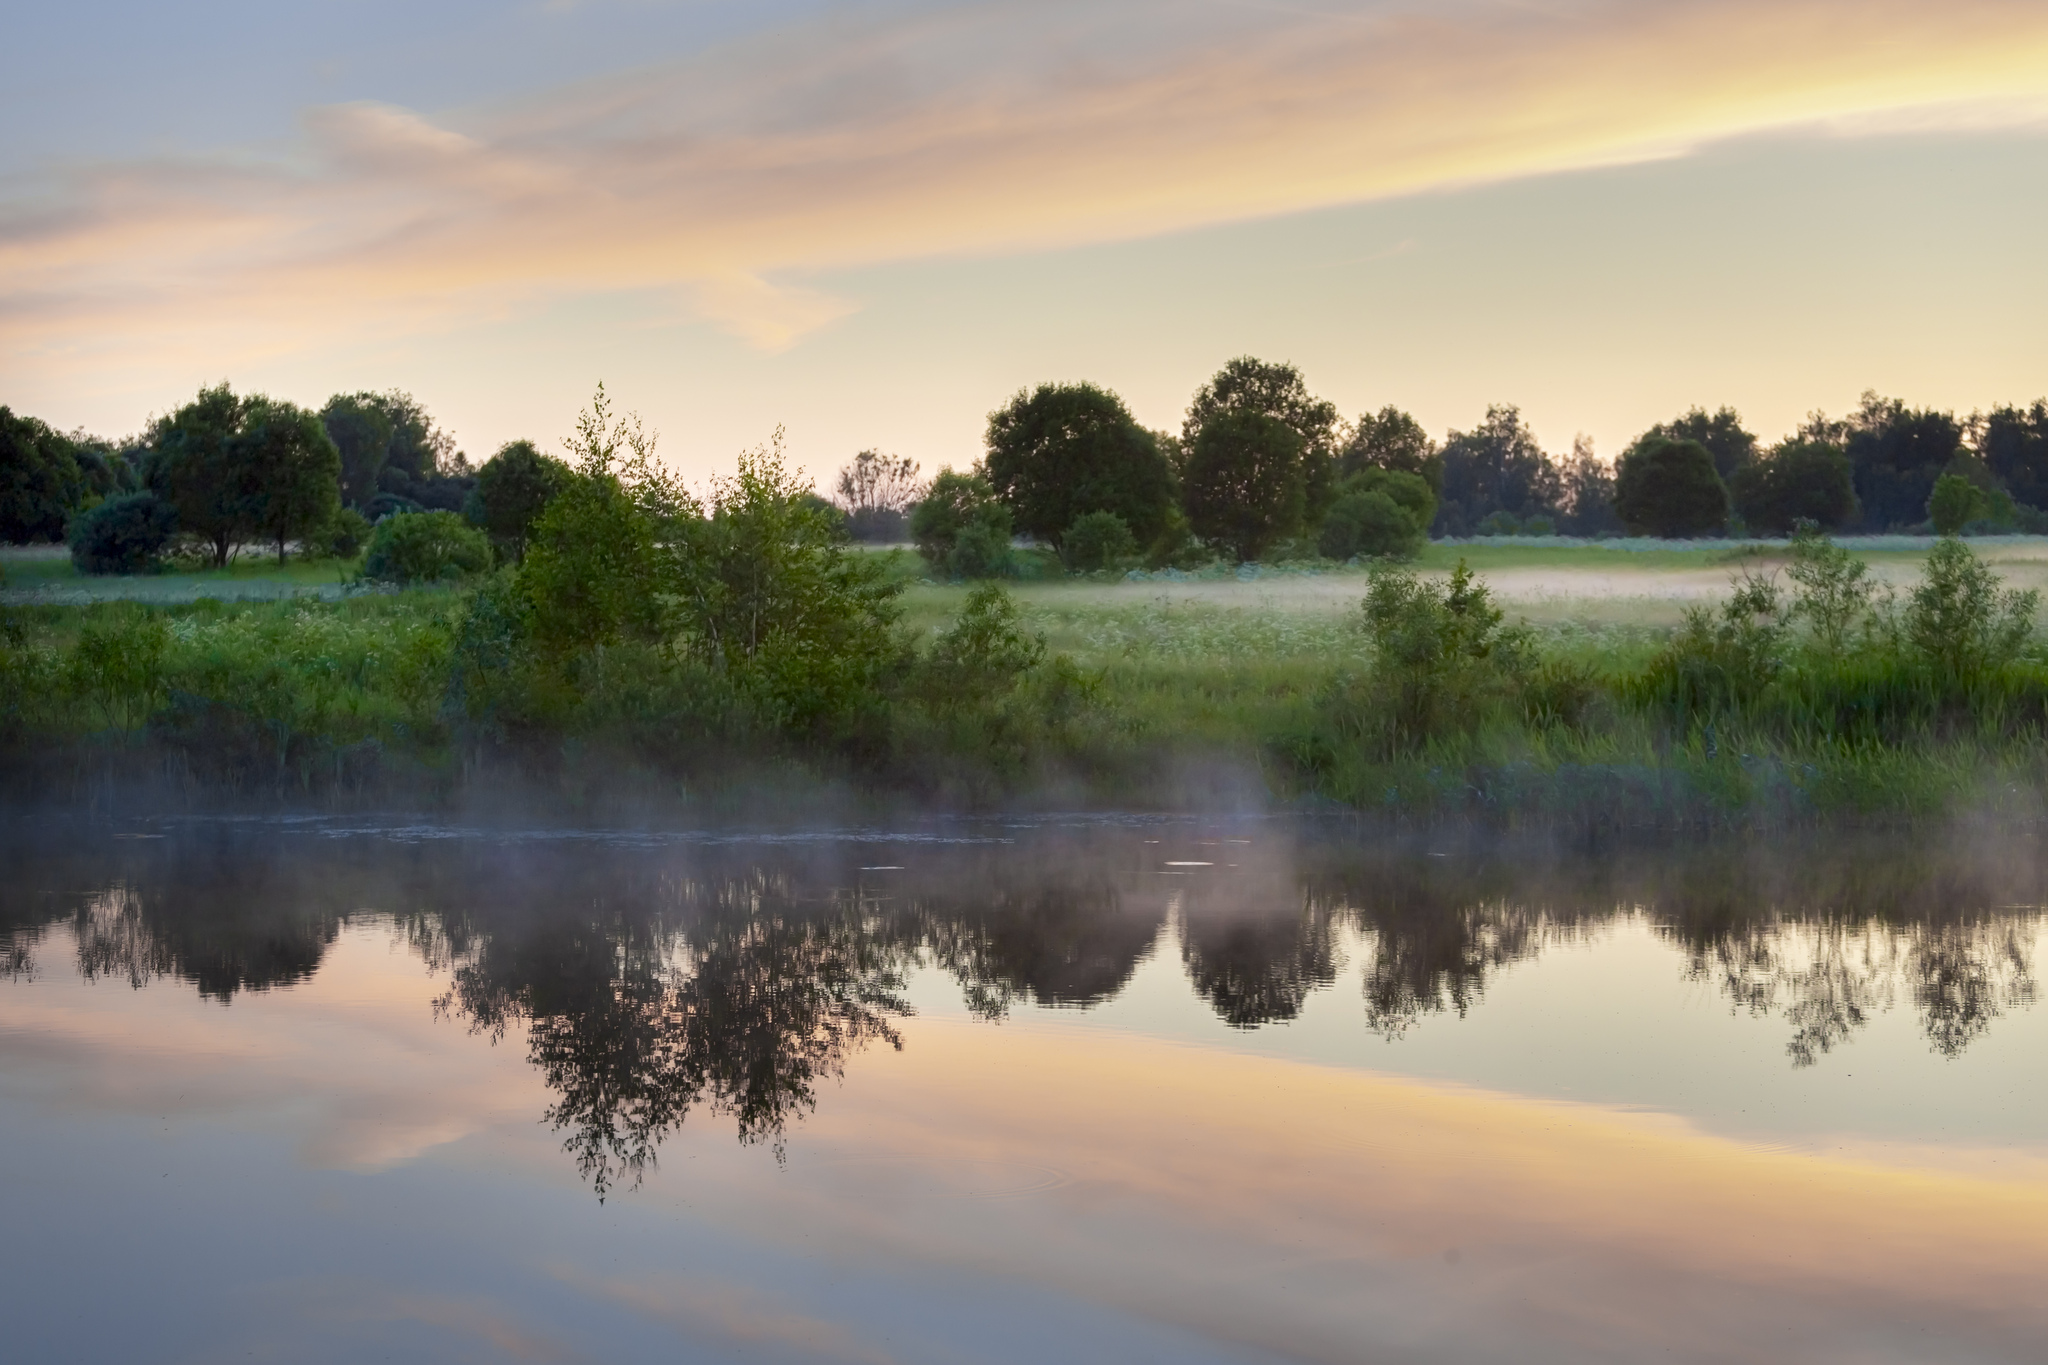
left=1434, top=405, right=1562, bottom=537
left=1728, top=441, right=1857, bottom=534
left=1613, top=436, right=1728, bottom=537
left=1980, top=400, right=2048, bottom=511
left=1340, top=407, right=1442, bottom=493
left=319, top=393, right=396, bottom=509
left=1927, top=473, right=1990, bottom=535
left=1556, top=435, right=1622, bottom=536
left=985, top=383, right=1175, bottom=548
left=470, top=440, right=572, bottom=562
left=1840, top=392, right=1962, bottom=530
left=910, top=469, right=1012, bottom=577
left=1183, top=358, right=1340, bottom=522
left=1906, top=537, right=2038, bottom=680
left=1631, top=407, right=1757, bottom=481
left=1318, top=469, right=1434, bottom=560
left=0, top=407, right=87, bottom=543
left=1061, top=510, right=1137, bottom=572
left=145, top=383, right=254, bottom=567
left=1182, top=410, right=1306, bottom=562
left=241, top=398, right=341, bottom=564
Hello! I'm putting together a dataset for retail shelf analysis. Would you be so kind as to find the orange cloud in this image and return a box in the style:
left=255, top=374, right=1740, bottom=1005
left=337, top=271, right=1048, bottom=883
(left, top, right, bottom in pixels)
left=3, top=0, right=2046, bottom=374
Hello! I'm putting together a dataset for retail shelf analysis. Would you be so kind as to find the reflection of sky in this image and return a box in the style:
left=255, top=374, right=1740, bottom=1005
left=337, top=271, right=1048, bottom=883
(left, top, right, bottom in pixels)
left=5, top=1, right=2046, bottom=475
left=8, top=901, right=2048, bottom=1362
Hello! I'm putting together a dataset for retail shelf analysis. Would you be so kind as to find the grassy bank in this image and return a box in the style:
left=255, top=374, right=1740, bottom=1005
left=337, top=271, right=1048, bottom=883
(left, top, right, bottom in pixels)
left=4, top=534, right=2046, bottom=823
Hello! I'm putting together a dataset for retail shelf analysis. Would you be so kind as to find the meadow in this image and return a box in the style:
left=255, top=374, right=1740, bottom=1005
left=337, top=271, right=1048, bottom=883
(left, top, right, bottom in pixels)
left=5, top=536, right=2047, bottom=822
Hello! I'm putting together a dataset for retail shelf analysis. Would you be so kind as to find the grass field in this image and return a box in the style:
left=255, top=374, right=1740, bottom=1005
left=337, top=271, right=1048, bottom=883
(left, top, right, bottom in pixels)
left=0, top=545, right=359, bottom=604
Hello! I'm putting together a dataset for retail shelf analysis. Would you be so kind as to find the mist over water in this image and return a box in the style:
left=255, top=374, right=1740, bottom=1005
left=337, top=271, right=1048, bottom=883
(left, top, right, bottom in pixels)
left=5, top=812, right=2048, bottom=1362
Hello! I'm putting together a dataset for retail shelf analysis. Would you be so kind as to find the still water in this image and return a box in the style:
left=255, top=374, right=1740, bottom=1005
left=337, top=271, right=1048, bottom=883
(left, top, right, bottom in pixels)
left=4, top=813, right=2047, bottom=1363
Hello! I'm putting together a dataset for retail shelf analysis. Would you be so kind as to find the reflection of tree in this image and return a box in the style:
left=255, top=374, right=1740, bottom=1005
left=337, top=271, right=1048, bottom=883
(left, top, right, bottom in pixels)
left=914, top=872, right=1161, bottom=1019
left=1179, top=896, right=1339, bottom=1028
left=438, top=874, right=913, bottom=1197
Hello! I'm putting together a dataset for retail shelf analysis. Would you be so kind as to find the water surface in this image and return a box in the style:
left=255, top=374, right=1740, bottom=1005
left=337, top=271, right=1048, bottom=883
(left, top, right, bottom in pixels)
left=4, top=814, right=2046, bottom=1363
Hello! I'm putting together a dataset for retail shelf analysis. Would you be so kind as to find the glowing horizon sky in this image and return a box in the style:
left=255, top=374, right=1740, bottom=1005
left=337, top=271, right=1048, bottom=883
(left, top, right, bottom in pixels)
left=5, top=0, right=2046, bottom=485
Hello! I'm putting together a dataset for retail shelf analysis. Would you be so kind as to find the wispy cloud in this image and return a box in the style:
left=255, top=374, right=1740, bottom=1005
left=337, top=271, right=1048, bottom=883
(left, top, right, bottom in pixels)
left=5, top=0, right=2046, bottom=368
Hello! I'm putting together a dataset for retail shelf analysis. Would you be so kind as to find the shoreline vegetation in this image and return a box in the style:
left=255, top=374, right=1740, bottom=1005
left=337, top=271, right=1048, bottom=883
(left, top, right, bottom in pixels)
left=5, top=522, right=2045, bottom=825
left=8, top=373, right=2048, bottom=824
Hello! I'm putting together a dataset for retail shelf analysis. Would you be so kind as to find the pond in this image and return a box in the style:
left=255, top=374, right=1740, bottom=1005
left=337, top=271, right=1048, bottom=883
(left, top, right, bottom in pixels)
left=4, top=812, right=2046, bottom=1363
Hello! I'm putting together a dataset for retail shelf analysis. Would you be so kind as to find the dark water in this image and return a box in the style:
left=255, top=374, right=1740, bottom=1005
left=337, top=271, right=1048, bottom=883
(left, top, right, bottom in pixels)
left=5, top=813, right=2048, bottom=1364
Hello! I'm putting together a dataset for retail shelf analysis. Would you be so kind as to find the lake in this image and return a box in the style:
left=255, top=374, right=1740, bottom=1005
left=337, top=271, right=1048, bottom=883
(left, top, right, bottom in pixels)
left=4, top=812, right=2046, bottom=1363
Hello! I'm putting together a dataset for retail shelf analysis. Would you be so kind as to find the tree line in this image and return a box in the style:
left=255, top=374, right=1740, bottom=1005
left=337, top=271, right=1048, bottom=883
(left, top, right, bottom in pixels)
left=836, top=364, right=2048, bottom=573
left=8, top=368, right=2048, bottom=576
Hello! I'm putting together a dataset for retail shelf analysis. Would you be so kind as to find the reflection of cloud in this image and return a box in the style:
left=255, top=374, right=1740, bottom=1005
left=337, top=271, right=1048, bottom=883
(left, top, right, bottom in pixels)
left=715, top=1019, right=2048, bottom=1363
left=4, top=0, right=2047, bottom=369
left=562, top=1270, right=904, bottom=1365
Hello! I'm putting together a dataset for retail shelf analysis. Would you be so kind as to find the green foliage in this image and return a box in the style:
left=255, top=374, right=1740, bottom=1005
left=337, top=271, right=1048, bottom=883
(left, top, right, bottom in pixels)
left=241, top=398, right=342, bottom=564
left=984, top=383, right=1174, bottom=546
left=1183, top=410, right=1305, bottom=562
left=1, top=406, right=86, bottom=543
left=1319, top=468, right=1434, bottom=560
left=320, top=393, right=397, bottom=509
left=1182, top=358, right=1340, bottom=519
left=362, top=510, right=492, bottom=586
left=1631, top=407, right=1757, bottom=481
left=1785, top=526, right=1876, bottom=657
left=1613, top=436, right=1728, bottom=537
left=1842, top=393, right=1962, bottom=531
left=1061, top=510, right=1137, bottom=572
left=1904, top=536, right=2038, bottom=681
left=1637, top=574, right=1786, bottom=718
left=1340, top=407, right=1441, bottom=494
left=910, top=469, right=1012, bottom=578
left=145, top=383, right=254, bottom=567
left=1927, top=473, right=1989, bottom=536
left=1337, top=560, right=1530, bottom=756
left=1730, top=441, right=1857, bottom=534
left=320, top=507, right=372, bottom=559
left=60, top=606, right=169, bottom=729
left=1435, top=405, right=1562, bottom=538
left=470, top=440, right=572, bottom=562
left=68, top=492, right=178, bottom=575
left=923, top=583, right=1045, bottom=698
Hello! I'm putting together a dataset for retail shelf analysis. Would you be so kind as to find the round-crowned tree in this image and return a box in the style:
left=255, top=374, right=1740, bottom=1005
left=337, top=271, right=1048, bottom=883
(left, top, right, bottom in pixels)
left=984, top=383, right=1173, bottom=549
left=1728, top=441, right=1858, bottom=535
left=362, top=510, right=491, bottom=585
left=1613, top=436, right=1729, bottom=537
left=1182, top=411, right=1305, bottom=562
left=1182, top=358, right=1340, bottom=522
left=909, top=469, right=1013, bottom=578
left=470, top=439, right=572, bottom=562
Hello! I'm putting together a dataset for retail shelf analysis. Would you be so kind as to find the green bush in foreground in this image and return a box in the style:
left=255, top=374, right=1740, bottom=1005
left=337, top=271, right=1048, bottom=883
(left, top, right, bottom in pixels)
left=362, top=510, right=492, bottom=585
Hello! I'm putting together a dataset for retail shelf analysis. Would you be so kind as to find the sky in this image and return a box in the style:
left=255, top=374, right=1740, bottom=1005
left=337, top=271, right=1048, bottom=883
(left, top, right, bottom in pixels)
left=4, top=0, right=2046, bottom=486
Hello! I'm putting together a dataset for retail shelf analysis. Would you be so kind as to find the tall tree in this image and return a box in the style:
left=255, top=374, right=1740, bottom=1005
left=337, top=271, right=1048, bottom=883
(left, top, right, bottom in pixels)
left=1182, top=359, right=1340, bottom=521
left=470, top=440, right=572, bottom=562
left=1182, top=410, right=1305, bottom=562
left=1613, top=437, right=1728, bottom=537
left=1839, top=392, right=1962, bottom=530
left=241, top=398, right=342, bottom=564
left=1980, top=400, right=2048, bottom=511
left=1729, top=441, right=1857, bottom=534
left=832, top=450, right=925, bottom=543
left=0, top=407, right=86, bottom=543
left=319, top=393, right=396, bottom=509
left=145, top=383, right=255, bottom=567
left=1630, top=406, right=1757, bottom=481
left=1340, top=407, right=1441, bottom=493
left=1556, top=435, right=1622, bottom=536
left=1434, top=405, right=1562, bottom=537
left=985, top=383, right=1174, bottom=546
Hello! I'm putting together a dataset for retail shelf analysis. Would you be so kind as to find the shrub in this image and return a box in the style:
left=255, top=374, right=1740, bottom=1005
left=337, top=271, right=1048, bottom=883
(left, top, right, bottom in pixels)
left=1785, top=526, right=1877, bottom=656
left=361, top=510, right=492, bottom=585
left=1637, top=573, right=1786, bottom=718
left=1319, top=490, right=1420, bottom=560
left=60, top=606, right=169, bottom=728
left=68, top=492, right=178, bottom=574
left=910, top=470, right=1012, bottom=577
left=1062, top=511, right=1137, bottom=572
left=1927, top=474, right=1990, bottom=536
left=1338, top=560, right=1530, bottom=755
left=923, top=583, right=1044, bottom=700
left=1905, top=536, right=2038, bottom=680
left=320, top=507, right=371, bottom=559
left=1614, top=436, right=1728, bottom=537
